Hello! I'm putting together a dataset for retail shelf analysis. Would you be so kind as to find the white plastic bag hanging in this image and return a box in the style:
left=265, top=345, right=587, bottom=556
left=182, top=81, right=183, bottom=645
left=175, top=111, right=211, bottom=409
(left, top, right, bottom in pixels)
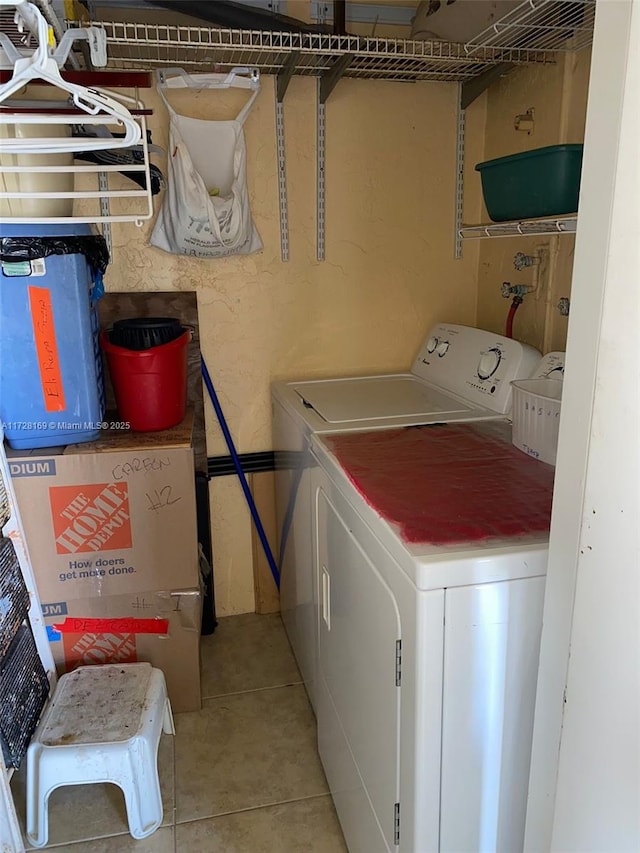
left=150, top=68, right=262, bottom=258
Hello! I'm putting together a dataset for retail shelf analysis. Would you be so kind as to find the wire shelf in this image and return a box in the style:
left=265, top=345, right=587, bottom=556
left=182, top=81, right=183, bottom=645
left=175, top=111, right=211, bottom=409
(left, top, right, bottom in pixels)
left=466, top=0, right=595, bottom=56
left=86, top=21, right=563, bottom=82
left=2, top=0, right=595, bottom=83
left=81, top=0, right=596, bottom=83
left=0, top=0, right=66, bottom=53
left=0, top=8, right=25, bottom=52
left=459, top=216, right=577, bottom=239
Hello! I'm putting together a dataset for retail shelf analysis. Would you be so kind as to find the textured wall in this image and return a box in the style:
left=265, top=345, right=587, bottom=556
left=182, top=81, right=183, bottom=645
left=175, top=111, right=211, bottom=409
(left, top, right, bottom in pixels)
left=103, top=76, right=485, bottom=614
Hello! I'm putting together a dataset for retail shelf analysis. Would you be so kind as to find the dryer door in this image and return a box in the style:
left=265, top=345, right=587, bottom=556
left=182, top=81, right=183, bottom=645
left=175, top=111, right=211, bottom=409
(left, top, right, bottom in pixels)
left=316, top=486, right=401, bottom=853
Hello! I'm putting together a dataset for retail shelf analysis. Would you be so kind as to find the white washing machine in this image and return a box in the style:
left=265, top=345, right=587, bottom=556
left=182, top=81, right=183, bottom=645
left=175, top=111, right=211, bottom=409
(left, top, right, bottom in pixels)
left=272, top=324, right=541, bottom=710
left=311, top=418, right=558, bottom=853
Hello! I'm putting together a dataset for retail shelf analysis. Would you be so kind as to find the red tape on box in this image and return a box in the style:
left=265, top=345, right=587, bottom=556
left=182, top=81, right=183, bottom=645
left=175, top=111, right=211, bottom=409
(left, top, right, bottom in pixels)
left=53, top=617, right=170, bottom=635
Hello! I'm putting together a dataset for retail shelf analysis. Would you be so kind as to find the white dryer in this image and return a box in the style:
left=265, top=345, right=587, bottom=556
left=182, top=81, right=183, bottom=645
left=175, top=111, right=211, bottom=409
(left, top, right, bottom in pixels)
left=272, top=324, right=541, bottom=709
left=311, top=420, right=557, bottom=853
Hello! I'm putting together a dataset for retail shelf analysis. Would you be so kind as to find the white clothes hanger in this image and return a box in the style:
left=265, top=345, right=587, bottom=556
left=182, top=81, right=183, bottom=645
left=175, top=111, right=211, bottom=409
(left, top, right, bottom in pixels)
left=53, top=27, right=108, bottom=69
left=0, top=1, right=141, bottom=153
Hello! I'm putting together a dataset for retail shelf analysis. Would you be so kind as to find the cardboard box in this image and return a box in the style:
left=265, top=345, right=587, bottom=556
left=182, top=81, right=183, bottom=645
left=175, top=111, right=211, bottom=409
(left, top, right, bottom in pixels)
left=7, top=415, right=202, bottom=711
left=7, top=414, right=199, bottom=602
left=41, top=587, right=202, bottom=713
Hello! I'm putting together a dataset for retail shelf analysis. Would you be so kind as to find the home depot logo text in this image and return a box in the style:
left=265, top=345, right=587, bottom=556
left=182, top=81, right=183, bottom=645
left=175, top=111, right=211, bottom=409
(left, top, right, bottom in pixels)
left=63, top=631, right=137, bottom=669
left=50, top=482, right=132, bottom=554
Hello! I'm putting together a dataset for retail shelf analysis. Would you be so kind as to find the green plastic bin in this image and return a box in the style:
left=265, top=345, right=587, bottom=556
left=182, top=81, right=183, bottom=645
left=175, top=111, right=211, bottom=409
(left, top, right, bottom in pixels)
left=475, top=144, right=584, bottom=222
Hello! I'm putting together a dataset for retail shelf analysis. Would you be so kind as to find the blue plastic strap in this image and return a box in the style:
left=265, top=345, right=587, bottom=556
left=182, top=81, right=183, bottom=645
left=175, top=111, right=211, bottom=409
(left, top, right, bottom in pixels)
left=91, top=269, right=105, bottom=303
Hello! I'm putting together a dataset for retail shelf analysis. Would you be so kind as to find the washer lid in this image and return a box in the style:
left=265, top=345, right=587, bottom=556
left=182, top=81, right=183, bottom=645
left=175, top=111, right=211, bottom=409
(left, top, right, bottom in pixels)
left=293, top=375, right=475, bottom=423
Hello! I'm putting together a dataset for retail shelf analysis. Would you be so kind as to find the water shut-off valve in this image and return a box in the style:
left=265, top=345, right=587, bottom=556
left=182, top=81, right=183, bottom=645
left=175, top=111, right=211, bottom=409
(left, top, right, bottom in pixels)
left=513, top=252, right=540, bottom=271
left=501, top=282, right=533, bottom=299
left=501, top=251, right=542, bottom=338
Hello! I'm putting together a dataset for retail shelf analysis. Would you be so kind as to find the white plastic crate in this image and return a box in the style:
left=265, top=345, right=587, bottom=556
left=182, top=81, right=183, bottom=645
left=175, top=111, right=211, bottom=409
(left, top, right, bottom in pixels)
left=511, top=378, right=563, bottom=465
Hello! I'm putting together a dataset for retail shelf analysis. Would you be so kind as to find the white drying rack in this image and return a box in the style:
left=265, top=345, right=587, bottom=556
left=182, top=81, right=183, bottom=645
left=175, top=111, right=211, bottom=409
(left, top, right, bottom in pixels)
left=0, top=0, right=154, bottom=226
left=0, top=105, right=153, bottom=226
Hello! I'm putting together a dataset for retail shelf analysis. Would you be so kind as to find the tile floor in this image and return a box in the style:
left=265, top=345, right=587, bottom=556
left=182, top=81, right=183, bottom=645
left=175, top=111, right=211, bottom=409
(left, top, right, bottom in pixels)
left=10, top=613, right=348, bottom=852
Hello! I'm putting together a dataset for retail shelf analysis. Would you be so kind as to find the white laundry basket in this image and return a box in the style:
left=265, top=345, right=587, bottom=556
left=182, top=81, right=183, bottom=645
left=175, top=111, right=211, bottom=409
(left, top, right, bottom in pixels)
left=511, top=378, right=563, bottom=465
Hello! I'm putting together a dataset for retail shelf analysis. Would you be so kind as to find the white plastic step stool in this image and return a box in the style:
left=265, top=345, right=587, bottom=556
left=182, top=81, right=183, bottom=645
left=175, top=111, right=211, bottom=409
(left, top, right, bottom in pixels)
left=25, top=662, right=175, bottom=848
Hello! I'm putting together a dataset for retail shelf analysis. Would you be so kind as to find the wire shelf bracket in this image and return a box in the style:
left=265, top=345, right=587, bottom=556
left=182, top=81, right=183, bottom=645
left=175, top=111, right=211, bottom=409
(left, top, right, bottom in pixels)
left=274, top=51, right=298, bottom=263
left=454, top=88, right=465, bottom=260
left=315, top=54, right=353, bottom=261
left=316, top=78, right=326, bottom=262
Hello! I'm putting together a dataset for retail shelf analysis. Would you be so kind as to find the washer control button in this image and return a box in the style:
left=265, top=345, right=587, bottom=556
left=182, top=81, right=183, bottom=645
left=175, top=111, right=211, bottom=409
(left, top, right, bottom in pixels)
left=426, top=336, right=439, bottom=353
left=436, top=341, right=450, bottom=358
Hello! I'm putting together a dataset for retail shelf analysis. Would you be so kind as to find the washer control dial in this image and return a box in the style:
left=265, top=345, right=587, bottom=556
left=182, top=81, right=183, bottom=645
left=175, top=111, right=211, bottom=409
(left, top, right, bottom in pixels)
left=477, top=347, right=502, bottom=380
left=545, top=365, right=564, bottom=378
left=436, top=340, right=450, bottom=358
left=426, top=336, right=439, bottom=353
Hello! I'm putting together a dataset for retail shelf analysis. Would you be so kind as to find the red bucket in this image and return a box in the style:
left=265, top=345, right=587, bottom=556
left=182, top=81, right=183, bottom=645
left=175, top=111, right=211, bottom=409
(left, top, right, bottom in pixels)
left=100, top=329, right=189, bottom=431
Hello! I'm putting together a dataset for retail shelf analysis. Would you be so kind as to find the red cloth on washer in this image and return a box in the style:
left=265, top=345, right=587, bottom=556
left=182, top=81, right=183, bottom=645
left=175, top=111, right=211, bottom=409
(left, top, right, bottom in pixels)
left=323, top=423, right=555, bottom=546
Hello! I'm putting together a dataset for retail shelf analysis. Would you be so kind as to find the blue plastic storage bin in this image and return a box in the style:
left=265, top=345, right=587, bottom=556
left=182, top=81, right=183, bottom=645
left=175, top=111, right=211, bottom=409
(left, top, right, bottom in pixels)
left=0, top=224, right=105, bottom=449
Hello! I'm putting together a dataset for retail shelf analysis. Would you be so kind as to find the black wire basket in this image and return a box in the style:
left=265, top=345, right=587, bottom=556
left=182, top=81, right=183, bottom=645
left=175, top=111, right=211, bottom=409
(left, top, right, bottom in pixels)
left=0, top=537, right=30, bottom=659
left=0, top=625, right=50, bottom=769
left=0, top=470, right=9, bottom=528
